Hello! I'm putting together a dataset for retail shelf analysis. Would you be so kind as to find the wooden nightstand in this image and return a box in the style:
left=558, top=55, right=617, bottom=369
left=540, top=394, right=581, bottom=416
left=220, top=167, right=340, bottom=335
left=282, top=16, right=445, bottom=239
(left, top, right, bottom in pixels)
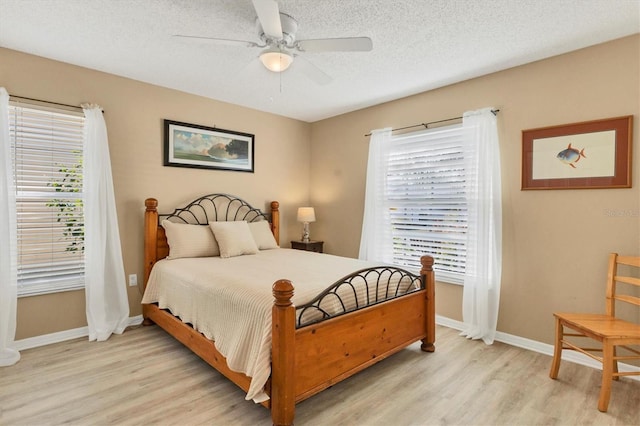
left=291, top=240, right=324, bottom=253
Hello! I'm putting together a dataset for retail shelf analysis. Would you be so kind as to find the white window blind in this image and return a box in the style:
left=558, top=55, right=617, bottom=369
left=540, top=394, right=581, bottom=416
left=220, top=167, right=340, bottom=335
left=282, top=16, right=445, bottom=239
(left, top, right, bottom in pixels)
left=387, top=124, right=468, bottom=284
left=9, top=102, right=85, bottom=296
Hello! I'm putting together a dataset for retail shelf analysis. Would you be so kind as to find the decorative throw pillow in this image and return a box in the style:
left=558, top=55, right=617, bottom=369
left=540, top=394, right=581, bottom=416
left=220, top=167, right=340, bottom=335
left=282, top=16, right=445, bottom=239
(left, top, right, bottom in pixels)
left=162, top=220, right=220, bottom=259
left=248, top=220, right=279, bottom=250
left=209, top=221, right=259, bottom=258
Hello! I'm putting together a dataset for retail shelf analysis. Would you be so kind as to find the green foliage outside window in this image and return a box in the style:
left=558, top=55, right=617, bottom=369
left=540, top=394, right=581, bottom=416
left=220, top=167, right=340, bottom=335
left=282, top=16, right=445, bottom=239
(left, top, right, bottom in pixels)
left=47, top=156, right=84, bottom=253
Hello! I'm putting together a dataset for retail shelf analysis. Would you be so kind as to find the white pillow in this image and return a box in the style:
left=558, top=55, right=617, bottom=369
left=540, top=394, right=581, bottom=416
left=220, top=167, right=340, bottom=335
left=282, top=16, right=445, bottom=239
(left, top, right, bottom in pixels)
left=162, top=220, right=220, bottom=259
left=209, top=221, right=259, bottom=258
left=248, top=221, right=279, bottom=250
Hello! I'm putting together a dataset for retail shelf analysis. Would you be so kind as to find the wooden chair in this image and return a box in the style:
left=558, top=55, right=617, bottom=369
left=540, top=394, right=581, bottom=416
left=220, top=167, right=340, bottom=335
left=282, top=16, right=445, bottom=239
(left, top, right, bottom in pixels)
left=549, top=253, right=640, bottom=412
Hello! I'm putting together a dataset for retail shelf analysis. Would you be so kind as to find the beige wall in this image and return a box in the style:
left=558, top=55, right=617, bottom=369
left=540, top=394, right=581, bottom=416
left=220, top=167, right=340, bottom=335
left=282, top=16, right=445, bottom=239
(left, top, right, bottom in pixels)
left=1, top=48, right=312, bottom=339
left=309, top=35, right=640, bottom=345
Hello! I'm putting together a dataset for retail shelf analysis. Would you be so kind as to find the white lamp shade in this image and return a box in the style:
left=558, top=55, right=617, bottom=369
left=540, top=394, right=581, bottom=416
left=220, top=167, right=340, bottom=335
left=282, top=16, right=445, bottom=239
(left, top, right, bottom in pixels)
left=259, top=49, right=293, bottom=72
left=297, top=207, right=316, bottom=223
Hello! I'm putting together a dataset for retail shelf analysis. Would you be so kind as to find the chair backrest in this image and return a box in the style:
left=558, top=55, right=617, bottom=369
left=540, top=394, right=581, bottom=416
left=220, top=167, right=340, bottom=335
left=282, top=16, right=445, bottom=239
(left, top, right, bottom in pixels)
left=605, top=253, right=640, bottom=317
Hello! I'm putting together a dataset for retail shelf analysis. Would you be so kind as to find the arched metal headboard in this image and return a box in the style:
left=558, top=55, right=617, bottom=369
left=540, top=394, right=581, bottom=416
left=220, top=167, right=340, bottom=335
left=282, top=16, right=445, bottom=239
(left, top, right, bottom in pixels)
left=160, top=193, right=269, bottom=225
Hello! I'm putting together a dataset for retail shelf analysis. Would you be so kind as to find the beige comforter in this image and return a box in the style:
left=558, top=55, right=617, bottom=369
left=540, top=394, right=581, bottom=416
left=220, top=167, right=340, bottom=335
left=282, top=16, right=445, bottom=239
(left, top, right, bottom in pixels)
left=142, top=248, right=393, bottom=402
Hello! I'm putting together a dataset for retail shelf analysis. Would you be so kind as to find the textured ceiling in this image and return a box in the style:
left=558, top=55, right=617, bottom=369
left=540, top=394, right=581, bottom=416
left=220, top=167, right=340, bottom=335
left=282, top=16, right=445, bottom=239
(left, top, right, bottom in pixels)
left=1, top=0, right=639, bottom=122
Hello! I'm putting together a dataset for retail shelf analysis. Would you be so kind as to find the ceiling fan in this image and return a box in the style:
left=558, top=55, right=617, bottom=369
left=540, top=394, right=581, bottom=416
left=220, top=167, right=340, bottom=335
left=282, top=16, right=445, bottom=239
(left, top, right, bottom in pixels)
left=174, top=0, right=373, bottom=84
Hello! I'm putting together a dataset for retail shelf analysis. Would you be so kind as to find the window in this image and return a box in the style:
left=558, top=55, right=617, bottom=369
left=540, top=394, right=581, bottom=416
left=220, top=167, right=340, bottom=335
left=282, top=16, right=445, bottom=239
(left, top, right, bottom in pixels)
left=362, top=109, right=501, bottom=339
left=8, top=102, right=85, bottom=296
left=388, top=124, right=468, bottom=284
left=385, top=124, right=469, bottom=284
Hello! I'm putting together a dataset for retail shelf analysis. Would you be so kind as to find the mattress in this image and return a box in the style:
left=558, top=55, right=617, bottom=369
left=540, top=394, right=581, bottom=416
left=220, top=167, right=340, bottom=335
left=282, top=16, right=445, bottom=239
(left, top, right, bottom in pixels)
left=141, top=248, right=402, bottom=402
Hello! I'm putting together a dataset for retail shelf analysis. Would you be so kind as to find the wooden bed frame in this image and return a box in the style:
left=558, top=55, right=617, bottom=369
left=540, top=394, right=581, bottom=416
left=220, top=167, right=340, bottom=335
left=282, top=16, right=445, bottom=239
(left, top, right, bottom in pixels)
left=142, top=195, right=435, bottom=426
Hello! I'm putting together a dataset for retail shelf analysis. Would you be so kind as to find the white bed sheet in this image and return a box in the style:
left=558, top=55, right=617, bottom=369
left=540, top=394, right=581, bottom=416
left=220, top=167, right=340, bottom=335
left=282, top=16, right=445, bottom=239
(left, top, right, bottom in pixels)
left=141, top=248, right=388, bottom=402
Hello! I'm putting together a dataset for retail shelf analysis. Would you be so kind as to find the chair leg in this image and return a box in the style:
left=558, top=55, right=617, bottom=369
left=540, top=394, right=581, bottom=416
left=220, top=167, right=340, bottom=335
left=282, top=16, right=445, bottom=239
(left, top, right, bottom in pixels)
left=598, top=341, right=614, bottom=412
left=549, top=318, right=563, bottom=379
left=612, top=346, right=619, bottom=381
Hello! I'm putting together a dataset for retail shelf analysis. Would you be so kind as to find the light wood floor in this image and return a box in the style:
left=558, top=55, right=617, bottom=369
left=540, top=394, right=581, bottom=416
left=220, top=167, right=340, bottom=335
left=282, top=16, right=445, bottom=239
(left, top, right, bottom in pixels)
left=1, top=325, right=638, bottom=425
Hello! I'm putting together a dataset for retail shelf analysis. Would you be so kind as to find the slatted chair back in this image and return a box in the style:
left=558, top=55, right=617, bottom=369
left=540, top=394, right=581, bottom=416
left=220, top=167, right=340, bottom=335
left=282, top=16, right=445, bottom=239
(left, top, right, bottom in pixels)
left=605, top=254, right=640, bottom=317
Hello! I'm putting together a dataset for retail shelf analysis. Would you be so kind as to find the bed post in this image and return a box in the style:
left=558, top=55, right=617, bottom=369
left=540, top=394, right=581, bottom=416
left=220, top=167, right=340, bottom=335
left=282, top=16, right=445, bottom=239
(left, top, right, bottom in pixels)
left=420, top=255, right=436, bottom=352
left=144, top=198, right=159, bottom=286
left=143, top=198, right=159, bottom=326
left=270, top=201, right=280, bottom=245
left=272, top=279, right=295, bottom=426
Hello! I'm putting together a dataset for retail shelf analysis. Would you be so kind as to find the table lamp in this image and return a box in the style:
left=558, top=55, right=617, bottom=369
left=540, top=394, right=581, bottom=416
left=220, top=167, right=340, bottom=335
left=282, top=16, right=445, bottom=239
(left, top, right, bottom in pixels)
left=297, top=207, right=316, bottom=242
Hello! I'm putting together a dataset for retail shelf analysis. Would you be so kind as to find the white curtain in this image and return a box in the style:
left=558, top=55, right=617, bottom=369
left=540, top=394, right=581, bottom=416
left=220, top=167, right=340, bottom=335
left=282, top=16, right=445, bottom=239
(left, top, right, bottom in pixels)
left=0, top=88, right=20, bottom=366
left=460, top=107, right=503, bottom=344
left=82, top=104, right=129, bottom=341
left=359, top=128, right=393, bottom=262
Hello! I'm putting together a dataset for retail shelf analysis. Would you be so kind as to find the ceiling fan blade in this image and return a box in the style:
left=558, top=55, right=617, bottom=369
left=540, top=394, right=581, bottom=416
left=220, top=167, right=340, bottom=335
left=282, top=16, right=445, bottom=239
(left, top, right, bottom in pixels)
left=173, top=34, right=261, bottom=48
left=296, top=37, right=373, bottom=53
left=294, top=55, right=332, bottom=85
left=252, top=0, right=283, bottom=39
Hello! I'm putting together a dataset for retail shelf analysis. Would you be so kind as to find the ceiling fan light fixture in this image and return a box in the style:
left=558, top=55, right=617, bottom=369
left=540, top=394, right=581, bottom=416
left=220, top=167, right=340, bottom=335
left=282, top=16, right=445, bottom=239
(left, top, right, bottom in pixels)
left=259, top=48, right=293, bottom=72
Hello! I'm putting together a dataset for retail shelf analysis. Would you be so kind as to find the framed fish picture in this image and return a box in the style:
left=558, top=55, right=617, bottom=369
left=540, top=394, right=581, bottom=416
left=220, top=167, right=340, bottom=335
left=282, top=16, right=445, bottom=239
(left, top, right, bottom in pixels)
left=164, top=120, right=254, bottom=173
left=521, top=116, right=633, bottom=190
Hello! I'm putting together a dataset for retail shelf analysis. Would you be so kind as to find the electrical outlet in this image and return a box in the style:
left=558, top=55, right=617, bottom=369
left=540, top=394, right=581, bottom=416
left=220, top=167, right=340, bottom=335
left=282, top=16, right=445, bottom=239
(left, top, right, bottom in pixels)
left=128, top=274, right=138, bottom=287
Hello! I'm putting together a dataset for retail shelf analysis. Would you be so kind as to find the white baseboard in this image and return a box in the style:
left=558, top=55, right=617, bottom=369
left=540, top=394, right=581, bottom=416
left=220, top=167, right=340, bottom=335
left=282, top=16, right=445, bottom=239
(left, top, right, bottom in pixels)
left=436, top=315, right=640, bottom=381
left=14, top=315, right=144, bottom=351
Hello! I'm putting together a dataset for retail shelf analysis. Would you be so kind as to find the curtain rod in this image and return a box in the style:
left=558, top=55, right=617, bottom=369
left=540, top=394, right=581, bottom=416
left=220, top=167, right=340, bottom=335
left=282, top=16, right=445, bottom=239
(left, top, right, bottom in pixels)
left=364, top=109, right=499, bottom=137
left=9, top=94, right=105, bottom=113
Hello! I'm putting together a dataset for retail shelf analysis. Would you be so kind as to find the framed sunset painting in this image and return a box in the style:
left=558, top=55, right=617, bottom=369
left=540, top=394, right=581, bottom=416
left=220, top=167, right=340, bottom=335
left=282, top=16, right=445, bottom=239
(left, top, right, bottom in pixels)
left=521, top=116, right=632, bottom=190
left=163, top=119, right=254, bottom=173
